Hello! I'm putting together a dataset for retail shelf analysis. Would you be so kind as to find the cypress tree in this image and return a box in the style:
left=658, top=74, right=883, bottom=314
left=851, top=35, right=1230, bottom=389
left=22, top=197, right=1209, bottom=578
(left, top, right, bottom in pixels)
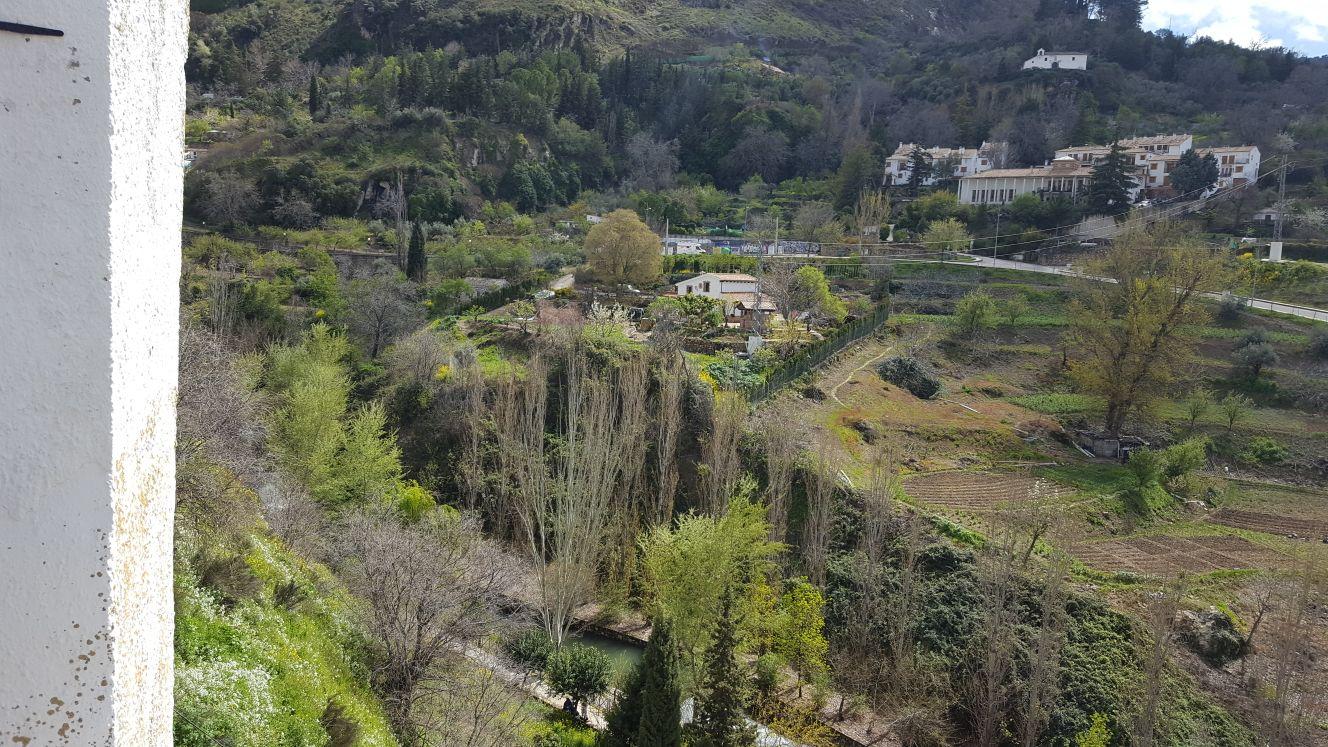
left=690, top=592, right=755, bottom=747
left=906, top=146, right=933, bottom=196
left=636, top=621, right=683, bottom=747
left=308, top=74, right=321, bottom=119
left=1170, top=148, right=1220, bottom=197
left=603, top=663, right=646, bottom=747
left=406, top=221, right=427, bottom=282
left=1085, top=141, right=1137, bottom=216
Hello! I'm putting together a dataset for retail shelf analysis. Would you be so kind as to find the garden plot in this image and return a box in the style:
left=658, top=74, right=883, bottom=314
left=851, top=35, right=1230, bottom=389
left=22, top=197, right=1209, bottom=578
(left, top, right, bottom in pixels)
left=1207, top=509, right=1328, bottom=541
left=902, top=471, right=1077, bottom=511
left=1074, top=535, right=1289, bottom=576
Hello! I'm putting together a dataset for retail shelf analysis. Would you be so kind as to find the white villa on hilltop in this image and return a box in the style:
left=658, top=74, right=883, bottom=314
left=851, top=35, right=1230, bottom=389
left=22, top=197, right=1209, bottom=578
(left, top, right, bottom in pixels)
left=1022, top=48, right=1088, bottom=70
left=883, top=141, right=1009, bottom=187
left=958, top=133, right=1261, bottom=206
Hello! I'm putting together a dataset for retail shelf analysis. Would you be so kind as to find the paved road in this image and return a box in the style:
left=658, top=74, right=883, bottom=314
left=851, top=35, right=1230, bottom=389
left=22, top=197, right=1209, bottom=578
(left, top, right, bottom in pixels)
left=956, top=254, right=1328, bottom=323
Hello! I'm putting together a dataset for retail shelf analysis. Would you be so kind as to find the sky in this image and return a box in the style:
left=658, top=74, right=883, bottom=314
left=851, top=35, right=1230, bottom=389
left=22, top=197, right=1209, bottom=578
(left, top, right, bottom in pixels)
left=1143, top=0, right=1328, bottom=56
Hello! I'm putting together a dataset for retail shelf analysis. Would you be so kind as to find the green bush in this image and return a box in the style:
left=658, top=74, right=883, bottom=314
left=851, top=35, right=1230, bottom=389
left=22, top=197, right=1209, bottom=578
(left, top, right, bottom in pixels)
left=544, top=643, right=613, bottom=706
left=505, top=628, right=556, bottom=671
left=1240, top=436, right=1289, bottom=465
left=877, top=356, right=941, bottom=399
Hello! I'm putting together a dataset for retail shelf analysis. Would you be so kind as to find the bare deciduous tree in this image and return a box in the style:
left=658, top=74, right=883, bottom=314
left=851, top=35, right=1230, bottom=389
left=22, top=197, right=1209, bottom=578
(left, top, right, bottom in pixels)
left=761, top=262, right=799, bottom=330
left=762, top=420, right=798, bottom=546
left=347, top=261, right=424, bottom=358
left=1259, top=563, right=1323, bottom=746
left=376, top=171, right=411, bottom=269
left=337, top=508, right=513, bottom=743
left=1133, top=577, right=1185, bottom=747
left=700, top=393, right=746, bottom=515
left=1019, top=552, right=1069, bottom=747
left=967, top=533, right=1020, bottom=747
left=802, top=449, right=836, bottom=587
left=495, top=354, right=634, bottom=645
left=427, top=667, right=532, bottom=747
left=650, top=348, right=685, bottom=526
left=199, top=171, right=259, bottom=228
left=177, top=321, right=265, bottom=480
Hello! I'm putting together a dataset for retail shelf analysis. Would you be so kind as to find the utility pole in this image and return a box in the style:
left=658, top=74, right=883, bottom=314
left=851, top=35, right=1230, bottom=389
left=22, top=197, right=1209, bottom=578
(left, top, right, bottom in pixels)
left=773, top=215, right=780, bottom=256
left=1273, top=158, right=1288, bottom=244
left=992, top=209, right=1002, bottom=260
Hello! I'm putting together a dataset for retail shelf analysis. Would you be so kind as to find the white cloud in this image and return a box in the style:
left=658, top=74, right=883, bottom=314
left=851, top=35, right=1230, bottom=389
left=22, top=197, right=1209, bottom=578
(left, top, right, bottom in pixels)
left=1143, top=0, right=1328, bottom=53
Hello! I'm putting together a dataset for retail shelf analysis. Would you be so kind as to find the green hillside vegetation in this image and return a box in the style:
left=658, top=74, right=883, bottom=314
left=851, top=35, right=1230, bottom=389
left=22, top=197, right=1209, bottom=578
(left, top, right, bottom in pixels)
left=169, top=1, right=1328, bottom=745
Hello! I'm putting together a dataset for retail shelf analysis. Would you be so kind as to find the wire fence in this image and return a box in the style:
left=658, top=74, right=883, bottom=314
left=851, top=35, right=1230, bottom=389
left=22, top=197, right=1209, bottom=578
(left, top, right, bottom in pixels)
left=745, top=302, right=892, bottom=404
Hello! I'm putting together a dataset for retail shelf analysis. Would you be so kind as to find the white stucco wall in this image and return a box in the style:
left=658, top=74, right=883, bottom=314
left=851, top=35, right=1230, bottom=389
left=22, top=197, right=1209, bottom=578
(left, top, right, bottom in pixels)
left=0, top=0, right=186, bottom=743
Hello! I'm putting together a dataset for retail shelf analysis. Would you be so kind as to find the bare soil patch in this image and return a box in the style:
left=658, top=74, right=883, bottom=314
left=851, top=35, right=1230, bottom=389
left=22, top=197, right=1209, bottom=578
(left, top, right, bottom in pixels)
left=1075, top=535, right=1289, bottom=576
left=1207, top=508, right=1328, bottom=541
left=902, top=471, right=1076, bottom=510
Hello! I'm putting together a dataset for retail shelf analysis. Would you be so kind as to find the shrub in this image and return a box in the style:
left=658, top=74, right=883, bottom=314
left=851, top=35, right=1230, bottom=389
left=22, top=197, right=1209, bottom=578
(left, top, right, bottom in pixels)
left=1308, top=330, right=1328, bottom=360
left=1236, top=329, right=1269, bottom=348
left=949, top=289, right=996, bottom=337
left=704, top=354, right=763, bottom=391
left=1240, top=436, right=1289, bottom=465
left=1233, top=342, right=1279, bottom=380
left=1215, top=293, right=1246, bottom=322
left=504, top=628, right=556, bottom=672
left=877, top=356, right=942, bottom=399
left=545, top=643, right=613, bottom=705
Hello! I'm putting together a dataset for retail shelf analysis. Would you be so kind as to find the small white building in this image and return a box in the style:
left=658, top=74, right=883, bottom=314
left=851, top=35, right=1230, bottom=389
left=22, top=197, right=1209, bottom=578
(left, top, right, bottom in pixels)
left=883, top=141, right=1008, bottom=187
left=674, top=272, right=759, bottom=299
left=672, top=272, right=776, bottom=327
left=1022, top=49, right=1088, bottom=70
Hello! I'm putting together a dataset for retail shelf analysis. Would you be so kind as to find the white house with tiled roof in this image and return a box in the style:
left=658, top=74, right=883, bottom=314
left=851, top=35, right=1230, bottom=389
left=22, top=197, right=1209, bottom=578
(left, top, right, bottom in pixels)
left=1023, top=49, right=1088, bottom=70
left=674, top=272, right=759, bottom=299
left=672, top=273, right=777, bottom=327
left=883, top=141, right=1009, bottom=187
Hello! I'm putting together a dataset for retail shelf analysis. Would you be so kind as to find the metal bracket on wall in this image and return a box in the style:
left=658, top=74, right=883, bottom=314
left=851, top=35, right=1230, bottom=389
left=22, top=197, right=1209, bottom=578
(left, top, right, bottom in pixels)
left=0, top=20, right=65, bottom=37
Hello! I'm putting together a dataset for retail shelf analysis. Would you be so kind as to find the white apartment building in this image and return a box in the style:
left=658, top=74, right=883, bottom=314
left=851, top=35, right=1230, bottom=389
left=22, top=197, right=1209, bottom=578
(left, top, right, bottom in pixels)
left=1022, top=49, right=1088, bottom=70
left=1203, top=146, right=1262, bottom=189
left=1056, top=134, right=1260, bottom=196
left=884, top=141, right=1008, bottom=187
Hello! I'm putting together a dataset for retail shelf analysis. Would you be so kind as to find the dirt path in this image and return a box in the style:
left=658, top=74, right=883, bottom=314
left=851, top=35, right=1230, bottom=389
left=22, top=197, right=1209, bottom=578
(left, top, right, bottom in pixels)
left=828, top=342, right=893, bottom=407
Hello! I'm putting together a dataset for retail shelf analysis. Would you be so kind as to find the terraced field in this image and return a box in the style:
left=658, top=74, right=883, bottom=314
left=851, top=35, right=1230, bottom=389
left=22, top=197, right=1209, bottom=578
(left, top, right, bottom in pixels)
left=1207, top=509, right=1328, bottom=541
left=902, top=471, right=1077, bottom=511
left=1075, top=535, right=1289, bottom=576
